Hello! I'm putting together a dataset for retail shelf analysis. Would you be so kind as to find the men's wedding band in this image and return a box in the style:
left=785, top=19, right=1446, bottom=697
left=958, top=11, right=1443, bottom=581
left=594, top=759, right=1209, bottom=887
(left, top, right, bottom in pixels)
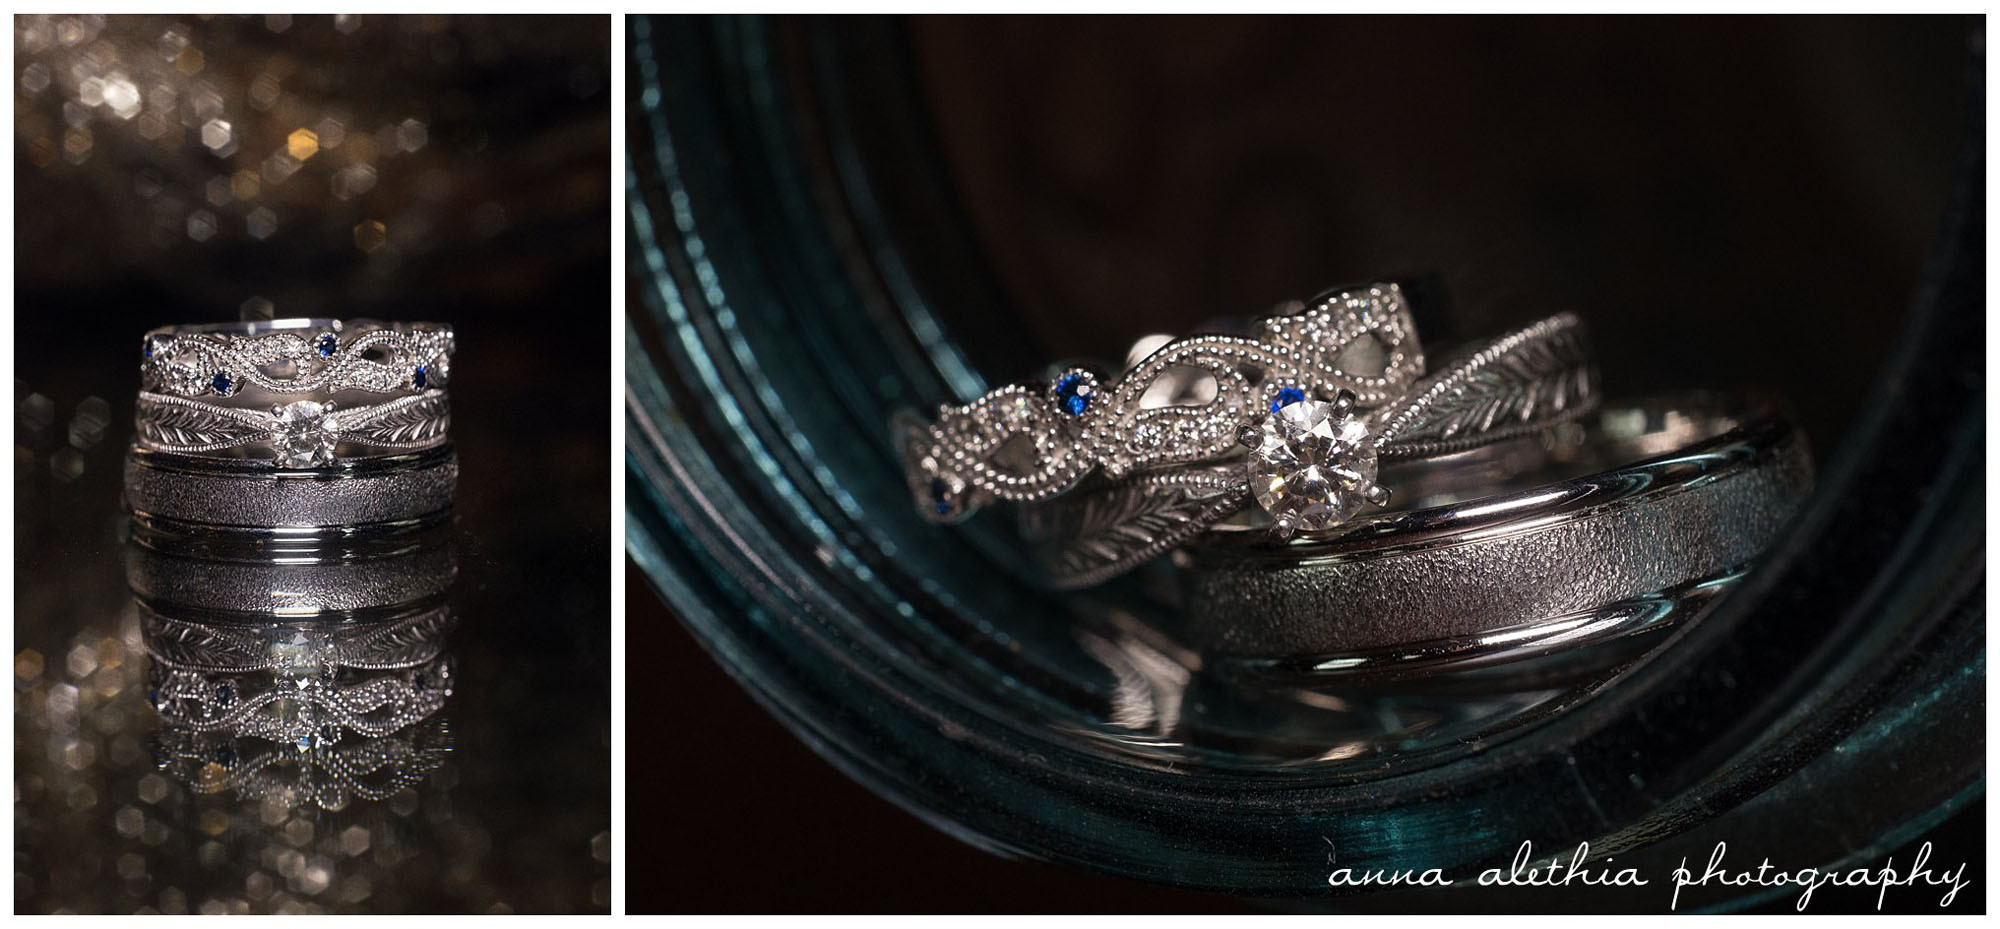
left=125, top=529, right=456, bottom=615
left=1177, top=395, right=1813, bottom=660
left=123, top=445, right=457, bottom=536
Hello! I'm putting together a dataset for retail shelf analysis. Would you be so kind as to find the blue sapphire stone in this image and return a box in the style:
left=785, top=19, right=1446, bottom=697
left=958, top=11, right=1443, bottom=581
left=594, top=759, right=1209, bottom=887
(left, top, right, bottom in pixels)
left=215, top=682, right=233, bottom=706
left=1055, top=373, right=1091, bottom=416
left=928, top=478, right=952, bottom=516
left=142, top=339, right=153, bottom=360
left=412, top=365, right=428, bottom=389
left=213, top=744, right=234, bottom=765
left=413, top=673, right=428, bottom=693
left=296, top=732, right=313, bottom=751
left=1271, top=386, right=1307, bottom=412
left=314, top=332, right=337, bottom=357
left=210, top=371, right=233, bottom=395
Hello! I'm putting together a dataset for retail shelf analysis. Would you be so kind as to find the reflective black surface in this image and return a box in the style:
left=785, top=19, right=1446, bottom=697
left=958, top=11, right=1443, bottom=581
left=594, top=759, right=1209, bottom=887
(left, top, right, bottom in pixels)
left=15, top=14, right=610, bottom=914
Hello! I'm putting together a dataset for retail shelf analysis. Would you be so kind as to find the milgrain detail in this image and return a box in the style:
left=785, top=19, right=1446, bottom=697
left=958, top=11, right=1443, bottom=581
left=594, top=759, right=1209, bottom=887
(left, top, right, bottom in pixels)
left=1020, top=474, right=1249, bottom=590
left=149, top=661, right=450, bottom=739
left=133, top=394, right=270, bottom=451
left=1371, top=313, right=1598, bottom=459
left=899, top=284, right=1425, bottom=522
left=143, top=606, right=453, bottom=673
left=1019, top=314, right=1602, bottom=587
left=141, top=325, right=454, bottom=397
left=331, top=392, right=454, bottom=448
left=135, top=391, right=452, bottom=455
left=154, top=718, right=451, bottom=807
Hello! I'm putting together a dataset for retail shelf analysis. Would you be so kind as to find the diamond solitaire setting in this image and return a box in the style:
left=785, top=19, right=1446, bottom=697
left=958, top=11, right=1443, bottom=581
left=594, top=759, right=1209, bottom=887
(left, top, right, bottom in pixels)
left=272, top=401, right=340, bottom=468
left=1239, top=389, right=1390, bottom=538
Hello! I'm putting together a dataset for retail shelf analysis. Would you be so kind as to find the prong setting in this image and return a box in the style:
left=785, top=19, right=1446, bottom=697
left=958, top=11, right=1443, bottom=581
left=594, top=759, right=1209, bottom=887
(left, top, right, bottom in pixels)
left=1243, top=392, right=1381, bottom=539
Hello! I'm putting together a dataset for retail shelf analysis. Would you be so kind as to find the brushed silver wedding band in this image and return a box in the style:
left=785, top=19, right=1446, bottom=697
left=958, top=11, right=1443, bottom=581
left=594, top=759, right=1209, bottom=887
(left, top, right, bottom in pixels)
left=1178, top=395, right=1813, bottom=660
left=122, top=445, right=457, bottom=536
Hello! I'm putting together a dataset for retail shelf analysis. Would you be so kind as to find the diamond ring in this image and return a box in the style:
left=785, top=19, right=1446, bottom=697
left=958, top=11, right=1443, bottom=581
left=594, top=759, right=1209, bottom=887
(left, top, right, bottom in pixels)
left=138, top=564, right=455, bottom=808
left=896, top=283, right=1427, bottom=523
left=135, top=388, right=450, bottom=468
left=1019, top=312, right=1600, bottom=587
left=135, top=389, right=450, bottom=468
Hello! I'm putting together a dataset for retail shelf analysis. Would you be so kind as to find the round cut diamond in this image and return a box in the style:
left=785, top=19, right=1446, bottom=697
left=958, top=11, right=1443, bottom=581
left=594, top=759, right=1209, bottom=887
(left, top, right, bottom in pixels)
left=1245, top=398, right=1377, bottom=532
left=272, top=401, right=339, bottom=468
left=268, top=630, right=325, bottom=679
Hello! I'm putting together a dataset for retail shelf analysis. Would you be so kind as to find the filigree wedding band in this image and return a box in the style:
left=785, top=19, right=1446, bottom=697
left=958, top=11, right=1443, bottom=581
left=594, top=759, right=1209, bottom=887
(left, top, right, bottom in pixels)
left=137, top=549, right=455, bottom=807
left=1019, top=312, right=1600, bottom=587
left=153, top=719, right=452, bottom=809
left=895, top=284, right=1426, bottom=523
left=134, top=317, right=455, bottom=471
left=148, top=655, right=452, bottom=740
left=125, top=317, right=459, bottom=533
left=140, top=318, right=454, bottom=397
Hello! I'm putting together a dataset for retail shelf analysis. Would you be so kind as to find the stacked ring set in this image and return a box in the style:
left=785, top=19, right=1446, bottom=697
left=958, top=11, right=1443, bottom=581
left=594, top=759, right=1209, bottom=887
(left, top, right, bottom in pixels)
left=121, top=317, right=461, bottom=809
left=896, top=283, right=1813, bottom=681
left=125, top=318, right=457, bottom=536
left=129, top=529, right=457, bottom=809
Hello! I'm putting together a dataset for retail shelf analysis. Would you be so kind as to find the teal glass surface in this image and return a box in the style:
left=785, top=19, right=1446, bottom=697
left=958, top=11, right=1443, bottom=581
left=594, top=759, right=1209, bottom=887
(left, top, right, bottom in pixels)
left=625, top=15, right=1983, bottom=900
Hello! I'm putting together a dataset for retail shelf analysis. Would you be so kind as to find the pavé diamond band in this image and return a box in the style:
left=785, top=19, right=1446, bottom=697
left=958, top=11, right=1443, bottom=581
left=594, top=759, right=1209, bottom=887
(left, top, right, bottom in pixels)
left=140, top=318, right=454, bottom=398
left=135, top=389, right=451, bottom=467
left=895, top=284, right=1427, bottom=523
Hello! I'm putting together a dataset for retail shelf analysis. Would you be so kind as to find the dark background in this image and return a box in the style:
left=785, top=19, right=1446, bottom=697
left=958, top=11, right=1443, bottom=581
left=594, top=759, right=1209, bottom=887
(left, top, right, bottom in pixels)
left=910, top=14, right=1972, bottom=454
left=14, top=15, right=611, bottom=913
left=637, top=14, right=1982, bottom=912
